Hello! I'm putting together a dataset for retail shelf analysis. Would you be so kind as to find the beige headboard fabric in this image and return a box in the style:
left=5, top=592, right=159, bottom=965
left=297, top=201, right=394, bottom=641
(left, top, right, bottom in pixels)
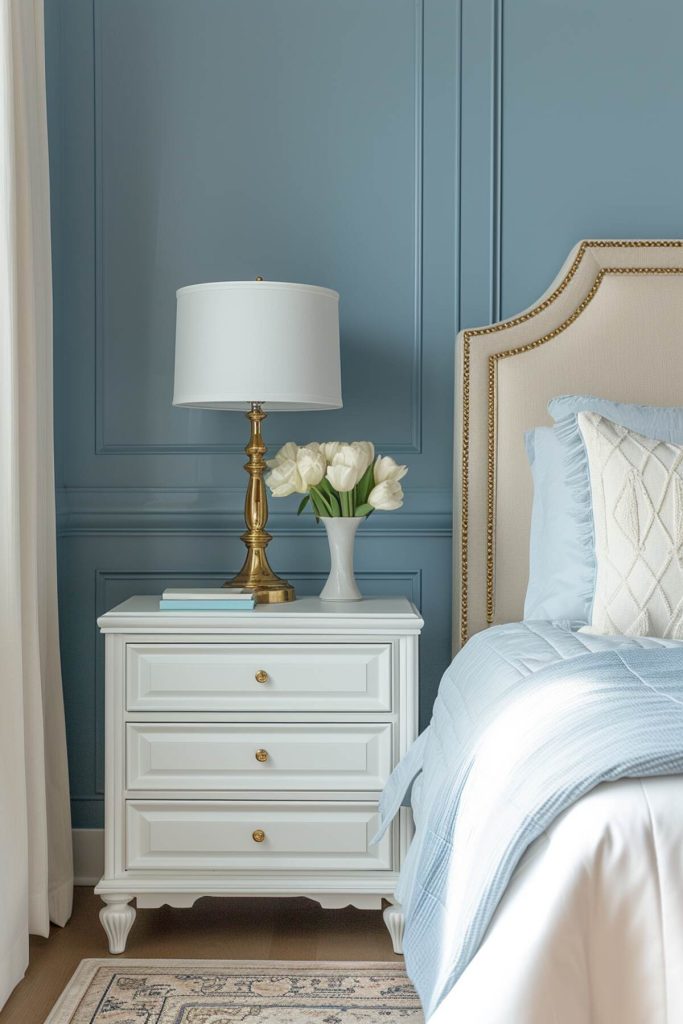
left=454, top=239, right=683, bottom=651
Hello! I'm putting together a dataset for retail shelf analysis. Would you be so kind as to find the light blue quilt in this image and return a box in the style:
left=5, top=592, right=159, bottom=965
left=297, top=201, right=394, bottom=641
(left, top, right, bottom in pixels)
left=376, top=621, right=683, bottom=1019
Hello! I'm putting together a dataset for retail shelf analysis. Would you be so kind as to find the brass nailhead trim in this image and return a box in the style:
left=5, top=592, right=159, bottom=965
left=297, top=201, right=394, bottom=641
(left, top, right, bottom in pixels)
left=460, top=240, right=683, bottom=649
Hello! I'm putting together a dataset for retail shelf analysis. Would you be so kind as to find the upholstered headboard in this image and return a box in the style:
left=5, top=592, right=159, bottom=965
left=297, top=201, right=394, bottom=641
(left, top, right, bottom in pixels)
left=454, top=240, right=683, bottom=651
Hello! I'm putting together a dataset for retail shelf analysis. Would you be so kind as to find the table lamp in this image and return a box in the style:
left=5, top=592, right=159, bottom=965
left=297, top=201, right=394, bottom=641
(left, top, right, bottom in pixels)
left=173, top=279, right=342, bottom=603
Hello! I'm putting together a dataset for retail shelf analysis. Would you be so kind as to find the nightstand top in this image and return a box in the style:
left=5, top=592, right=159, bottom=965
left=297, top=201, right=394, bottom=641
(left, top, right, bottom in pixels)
left=98, top=595, right=423, bottom=634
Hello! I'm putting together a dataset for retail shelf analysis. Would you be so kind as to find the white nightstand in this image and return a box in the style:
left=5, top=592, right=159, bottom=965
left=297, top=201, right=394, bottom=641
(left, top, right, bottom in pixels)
left=95, top=595, right=422, bottom=953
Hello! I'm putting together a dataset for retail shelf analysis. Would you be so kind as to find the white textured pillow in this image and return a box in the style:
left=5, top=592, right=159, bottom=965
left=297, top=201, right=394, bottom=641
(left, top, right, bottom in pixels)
left=578, top=411, right=683, bottom=638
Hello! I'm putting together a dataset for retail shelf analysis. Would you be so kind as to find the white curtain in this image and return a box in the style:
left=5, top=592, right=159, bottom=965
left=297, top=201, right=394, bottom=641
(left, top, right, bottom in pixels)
left=0, top=0, right=73, bottom=1008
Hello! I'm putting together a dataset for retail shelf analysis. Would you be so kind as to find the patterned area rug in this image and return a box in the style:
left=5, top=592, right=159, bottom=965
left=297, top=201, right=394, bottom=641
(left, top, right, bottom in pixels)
left=44, top=959, right=423, bottom=1023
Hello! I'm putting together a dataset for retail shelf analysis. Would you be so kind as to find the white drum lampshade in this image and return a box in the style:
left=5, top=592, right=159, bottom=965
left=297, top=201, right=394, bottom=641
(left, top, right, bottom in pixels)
left=172, top=279, right=342, bottom=604
left=173, top=280, right=341, bottom=411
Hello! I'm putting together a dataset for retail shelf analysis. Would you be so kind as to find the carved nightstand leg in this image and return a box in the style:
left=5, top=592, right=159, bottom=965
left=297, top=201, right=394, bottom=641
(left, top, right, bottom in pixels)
left=383, top=901, right=405, bottom=954
left=99, top=895, right=136, bottom=954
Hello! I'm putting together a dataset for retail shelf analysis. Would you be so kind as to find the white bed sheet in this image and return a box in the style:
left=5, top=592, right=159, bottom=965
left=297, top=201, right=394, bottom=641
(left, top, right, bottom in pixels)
left=428, top=775, right=683, bottom=1024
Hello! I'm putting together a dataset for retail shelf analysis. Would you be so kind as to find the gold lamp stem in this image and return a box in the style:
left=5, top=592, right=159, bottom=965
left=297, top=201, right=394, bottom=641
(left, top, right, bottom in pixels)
left=223, top=403, right=295, bottom=603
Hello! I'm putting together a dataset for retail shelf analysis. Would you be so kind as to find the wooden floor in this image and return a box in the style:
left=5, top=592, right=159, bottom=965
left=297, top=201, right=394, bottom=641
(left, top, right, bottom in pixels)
left=0, top=887, right=399, bottom=1024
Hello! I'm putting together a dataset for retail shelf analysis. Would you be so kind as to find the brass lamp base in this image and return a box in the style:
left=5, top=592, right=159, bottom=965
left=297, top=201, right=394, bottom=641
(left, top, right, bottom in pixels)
left=223, top=403, right=295, bottom=604
left=223, top=574, right=295, bottom=604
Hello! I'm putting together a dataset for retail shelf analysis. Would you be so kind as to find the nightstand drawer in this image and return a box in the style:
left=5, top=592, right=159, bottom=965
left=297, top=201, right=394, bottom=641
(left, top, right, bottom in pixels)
left=126, top=800, right=392, bottom=871
left=126, top=642, right=392, bottom=712
left=126, top=722, right=392, bottom=791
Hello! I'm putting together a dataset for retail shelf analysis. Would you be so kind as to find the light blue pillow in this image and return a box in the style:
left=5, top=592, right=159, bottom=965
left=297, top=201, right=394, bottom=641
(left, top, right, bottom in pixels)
left=524, top=396, right=683, bottom=622
left=548, top=395, right=683, bottom=442
left=523, top=426, right=594, bottom=621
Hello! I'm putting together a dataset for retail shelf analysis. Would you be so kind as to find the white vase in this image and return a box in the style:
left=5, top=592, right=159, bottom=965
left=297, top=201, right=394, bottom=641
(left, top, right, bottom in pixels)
left=320, top=516, right=364, bottom=601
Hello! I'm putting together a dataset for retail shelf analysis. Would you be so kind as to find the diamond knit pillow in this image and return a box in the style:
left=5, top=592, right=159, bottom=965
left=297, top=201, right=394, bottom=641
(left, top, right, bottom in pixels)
left=578, top=411, right=683, bottom=638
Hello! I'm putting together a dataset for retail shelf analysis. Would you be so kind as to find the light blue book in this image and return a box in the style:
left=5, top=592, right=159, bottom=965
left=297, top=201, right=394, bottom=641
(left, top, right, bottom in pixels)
left=159, top=599, right=255, bottom=611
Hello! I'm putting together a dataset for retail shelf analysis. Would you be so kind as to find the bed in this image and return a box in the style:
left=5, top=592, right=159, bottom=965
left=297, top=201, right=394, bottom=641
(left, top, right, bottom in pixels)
left=380, top=240, right=683, bottom=1023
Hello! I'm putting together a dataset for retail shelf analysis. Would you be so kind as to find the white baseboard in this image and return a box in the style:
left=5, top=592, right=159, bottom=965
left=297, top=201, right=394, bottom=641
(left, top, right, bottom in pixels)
left=73, top=828, right=104, bottom=885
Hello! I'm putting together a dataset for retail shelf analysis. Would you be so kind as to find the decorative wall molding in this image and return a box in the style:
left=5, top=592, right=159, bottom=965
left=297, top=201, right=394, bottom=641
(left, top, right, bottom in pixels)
left=51, top=0, right=455, bottom=829
left=92, top=0, right=425, bottom=457
left=56, top=485, right=452, bottom=537
left=411, top=0, right=425, bottom=452
left=490, top=0, right=503, bottom=322
left=456, top=0, right=505, bottom=332
left=52, top=0, right=683, bottom=832
left=454, top=0, right=463, bottom=331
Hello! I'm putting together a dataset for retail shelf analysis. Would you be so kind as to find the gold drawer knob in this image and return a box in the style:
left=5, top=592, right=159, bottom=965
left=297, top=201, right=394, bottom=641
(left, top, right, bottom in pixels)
left=252, top=829, right=266, bottom=843
left=255, top=670, right=269, bottom=684
left=255, top=748, right=269, bottom=763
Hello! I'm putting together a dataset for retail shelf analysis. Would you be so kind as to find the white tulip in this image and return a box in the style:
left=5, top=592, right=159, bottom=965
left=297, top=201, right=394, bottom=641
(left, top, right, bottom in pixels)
left=296, top=444, right=326, bottom=487
left=266, top=441, right=299, bottom=470
left=368, top=479, right=404, bottom=511
left=265, top=459, right=305, bottom=497
left=320, top=441, right=347, bottom=464
left=326, top=462, right=359, bottom=492
left=327, top=444, right=367, bottom=489
left=373, top=455, right=408, bottom=484
left=350, top=441, right=375, bottom=475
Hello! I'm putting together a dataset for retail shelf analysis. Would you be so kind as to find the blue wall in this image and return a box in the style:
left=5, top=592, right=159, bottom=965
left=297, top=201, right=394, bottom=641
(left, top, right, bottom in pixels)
left=46, top=0, right=683, bottom=829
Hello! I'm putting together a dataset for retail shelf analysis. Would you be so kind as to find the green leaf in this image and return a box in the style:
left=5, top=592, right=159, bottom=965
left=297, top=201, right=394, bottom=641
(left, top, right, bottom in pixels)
left=297, top=494, right=311, bottom=515
left=319, top=479, right=344, bottom=515
left=356, top=463, right=375, bottom=504
left=309, top=491, right=325, bottom=517
left=310, top=487, right=331, bottom=518
left=354, top=502, right=373, bottom=517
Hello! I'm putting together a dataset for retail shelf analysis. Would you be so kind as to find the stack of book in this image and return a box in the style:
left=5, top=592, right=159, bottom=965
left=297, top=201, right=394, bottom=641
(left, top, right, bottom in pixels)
left=159, top=588, right=256, bottom=611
